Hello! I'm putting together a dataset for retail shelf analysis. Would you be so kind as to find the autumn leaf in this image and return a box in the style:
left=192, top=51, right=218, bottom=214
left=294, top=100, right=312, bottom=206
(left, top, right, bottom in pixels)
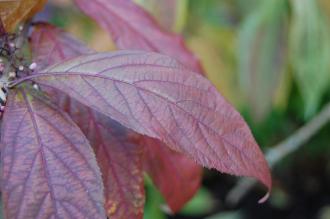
left=17, top=51, right=272, bottom=195
left=73, top=0, right=204, bottom=73
left=0, top=88, right=105, bottom=218
left=0, top=17, right=5, bottom=35
left=30, top=22, right=93, bottom=71
left=30, top=22, right=205, bottom=216
left=67, top=1, right=211, bottom=207
left=66, top=100, right=146, bottom=219
left=187, top=29, right=241, bottom=107
left=0, top=0, right=47, bottom=31
left=67, top=0, right=213, bottom=208
left=31, top=23, right=145, bottom=218
left=71, top=0, right=209, bottom=207
left=143, top=137, right=202, bottom=213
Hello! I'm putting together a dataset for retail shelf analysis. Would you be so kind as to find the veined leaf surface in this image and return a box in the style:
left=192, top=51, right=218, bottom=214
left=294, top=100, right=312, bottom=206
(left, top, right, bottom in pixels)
left=18, top=51, right=271, bottom=193
left=0, top=89, right=105, bottom=219
left=31, top=23, right=145, bottom=219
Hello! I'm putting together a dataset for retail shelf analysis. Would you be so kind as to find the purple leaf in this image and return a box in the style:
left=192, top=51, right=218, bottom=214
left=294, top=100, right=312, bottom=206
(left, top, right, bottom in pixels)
left=30, top=23, right=145, bottom=218
left=73, top=0, right=204, bottom=73
left=58, top=96, right=146, bottom=219
left=30, top=22, right=92, bottom=71
left=30, top=23, right=204, bottom=212
left=18, top=51, right=272, bottom=192
left=0, top=88, right=105, bottom=219
left=87, top=116, right=145, bottom=218
left=143, top=137, right=202, bottom=213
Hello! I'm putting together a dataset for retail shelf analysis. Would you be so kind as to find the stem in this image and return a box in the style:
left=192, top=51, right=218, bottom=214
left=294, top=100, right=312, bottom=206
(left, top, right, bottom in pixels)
left=226, top=102, right=330, bottom=205
left=8, top=74, right=37, bottom=88
left=15, top=20, right=31, bottom=50
left=0, top=20, right=31, bottom=86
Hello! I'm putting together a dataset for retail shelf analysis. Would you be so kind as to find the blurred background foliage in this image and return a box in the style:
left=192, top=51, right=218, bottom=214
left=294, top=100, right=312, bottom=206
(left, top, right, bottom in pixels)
left=37, top=0, right=330, bottom=218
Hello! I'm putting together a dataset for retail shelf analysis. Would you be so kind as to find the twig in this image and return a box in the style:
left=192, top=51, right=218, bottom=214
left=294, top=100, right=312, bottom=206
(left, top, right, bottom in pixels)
left=226, top=102, right=330, bottom=205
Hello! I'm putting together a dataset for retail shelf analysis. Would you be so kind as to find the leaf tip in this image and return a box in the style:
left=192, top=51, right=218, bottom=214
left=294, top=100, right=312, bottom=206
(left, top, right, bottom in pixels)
left=256, top=158, right=272, bottom=203
left=258, top=191, right=270, bottom=204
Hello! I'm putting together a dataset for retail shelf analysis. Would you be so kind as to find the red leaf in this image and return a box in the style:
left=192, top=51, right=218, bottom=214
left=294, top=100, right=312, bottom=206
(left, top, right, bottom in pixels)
left=0, top=89, right=105, bottom=219
left=66, top=100, right=146, bottom=218
left=73, top=0, right=204, bottom=73
left=18, top=51, right=272, bottom=193
left=30, top=23, right=145, bottom=218
left=143, top=137, right=202, bottom=213
left=61, top=0, right=207, bottom=207
left=31, top=22, right=203, bottom=211
left=30, top=22, right=92, bottom=71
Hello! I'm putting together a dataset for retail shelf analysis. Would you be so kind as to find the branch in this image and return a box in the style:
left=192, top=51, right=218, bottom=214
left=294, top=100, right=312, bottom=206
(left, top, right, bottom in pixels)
left=226, top=102, right=330, bottom=205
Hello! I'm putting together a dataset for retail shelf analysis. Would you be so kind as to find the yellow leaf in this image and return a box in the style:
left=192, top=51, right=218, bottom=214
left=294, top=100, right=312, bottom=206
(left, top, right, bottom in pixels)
left=0, top=0, right=47, bottom=32
left=187, top=26, right=242, bottom=107
left=273, top=69, right=292, bottom=112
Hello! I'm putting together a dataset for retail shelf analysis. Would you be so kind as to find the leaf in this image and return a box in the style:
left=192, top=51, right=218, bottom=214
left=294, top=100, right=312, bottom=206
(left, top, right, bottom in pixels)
left=31, top=23, right=202, bottom=215
left=143, top=137, right=202, bottom=213
left=290, top=0, right=330, bottom=118
left=0, top=18, right=5, bottom=35
left=73, top=0, right=204, bottom=73
left=30, top=22, right=93, bottom=71
left=18, top=51, right=272, bottom=195
left=0, top=0, right=47, bottom=31
left=143, top=176, right=167, bottom=219
left=31, top=23, right=145, bottom=219
left=180, top=187, right=214, bottom=216
left=67, top=101, right=146, bottom=219
left=0, top=88, right=105, bottom=218
left=187, top=27, right=241, bottom=107
left=238, top=0, right=288, bottom=121
left=63, top=0, right=206, bottom=207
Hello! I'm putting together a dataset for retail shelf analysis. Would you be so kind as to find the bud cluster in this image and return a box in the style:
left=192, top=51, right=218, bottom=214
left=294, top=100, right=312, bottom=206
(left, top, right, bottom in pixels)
left=0, top=25, right=36, bottom=83
left=0, top=24, right=37, bottom=116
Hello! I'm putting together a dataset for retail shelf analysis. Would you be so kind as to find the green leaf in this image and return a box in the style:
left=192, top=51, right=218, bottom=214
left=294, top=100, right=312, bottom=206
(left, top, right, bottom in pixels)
left=144, top=176, right=166, bottom=219
left=290, top=0, right=330, bottom=118
left=238, top=0, right=289, bottom=121
left=180, top=187, right=215, bottom=216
